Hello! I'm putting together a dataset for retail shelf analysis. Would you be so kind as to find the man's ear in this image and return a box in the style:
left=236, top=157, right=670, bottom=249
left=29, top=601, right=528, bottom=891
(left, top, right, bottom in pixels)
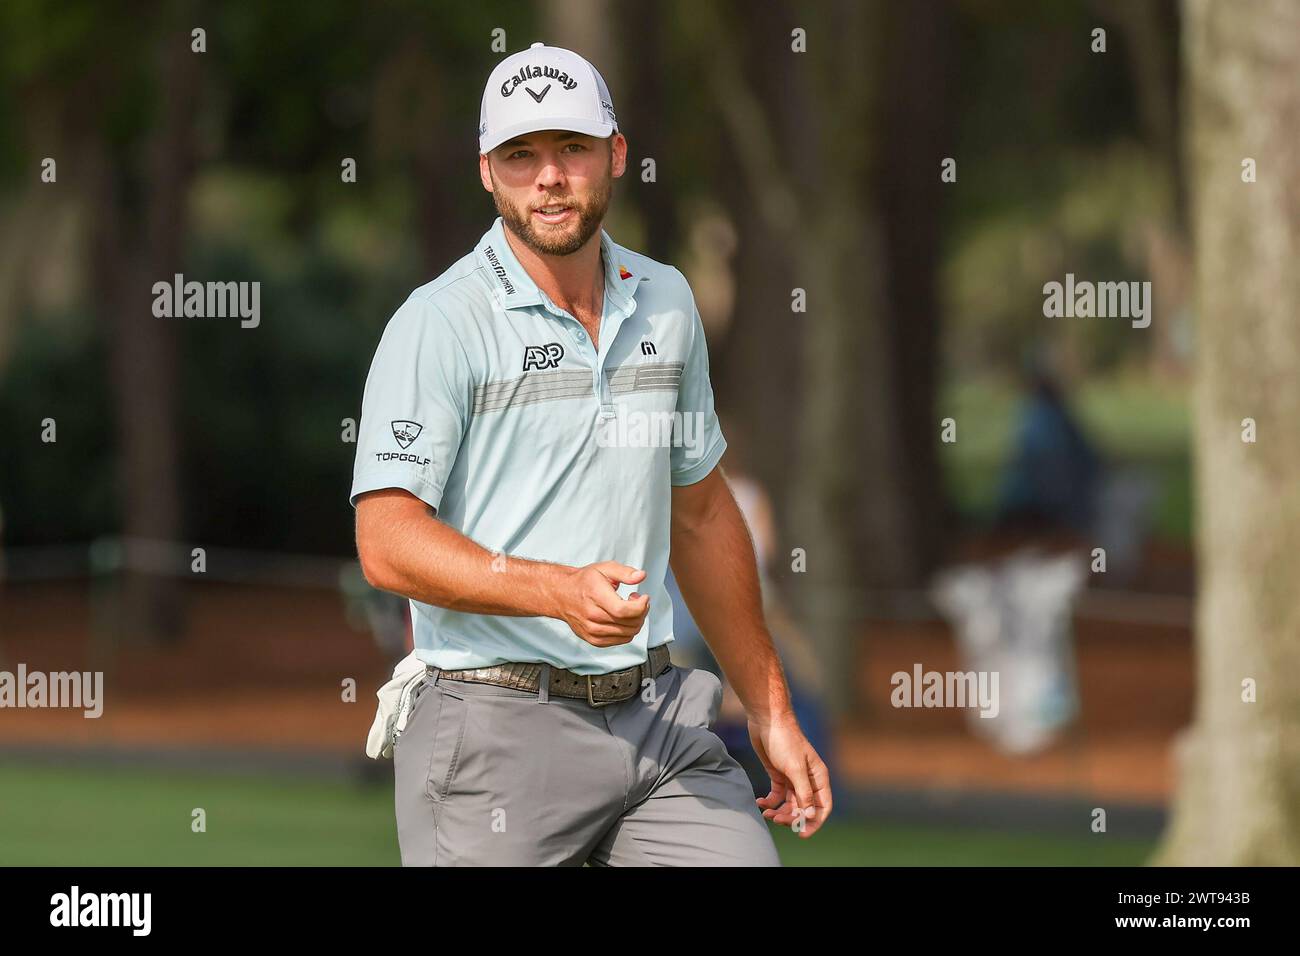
left=479, top=153, right=495, bottom=192
left=610, top=133, right=629, bottom=179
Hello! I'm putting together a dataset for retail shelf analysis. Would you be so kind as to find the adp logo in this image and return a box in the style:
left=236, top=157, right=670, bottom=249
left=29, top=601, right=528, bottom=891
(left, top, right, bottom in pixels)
left=523, top=343, right=564, bottom=371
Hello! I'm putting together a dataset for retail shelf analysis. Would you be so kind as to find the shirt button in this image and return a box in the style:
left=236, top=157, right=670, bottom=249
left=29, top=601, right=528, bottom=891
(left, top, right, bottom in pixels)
left=573, top=329, right=586, bottom=341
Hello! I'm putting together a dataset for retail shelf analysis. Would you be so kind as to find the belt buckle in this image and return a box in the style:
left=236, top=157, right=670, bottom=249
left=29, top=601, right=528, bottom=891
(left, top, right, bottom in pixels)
left=585, top=674, right=618, bottom=708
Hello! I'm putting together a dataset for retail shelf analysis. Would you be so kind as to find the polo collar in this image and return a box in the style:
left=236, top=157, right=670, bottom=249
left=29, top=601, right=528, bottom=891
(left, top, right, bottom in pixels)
left=474, top=216, right=647, bottom=313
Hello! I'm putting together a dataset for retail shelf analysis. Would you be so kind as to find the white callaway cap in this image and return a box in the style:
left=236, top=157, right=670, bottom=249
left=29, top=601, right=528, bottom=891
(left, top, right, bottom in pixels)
left=478, top=42, right=618, bottom=154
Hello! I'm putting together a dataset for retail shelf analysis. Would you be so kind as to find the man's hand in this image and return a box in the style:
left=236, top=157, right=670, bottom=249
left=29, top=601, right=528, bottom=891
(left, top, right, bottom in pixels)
left=553, top=562, right=650, bottom=647
left=749, top=713, right=833, bottom=838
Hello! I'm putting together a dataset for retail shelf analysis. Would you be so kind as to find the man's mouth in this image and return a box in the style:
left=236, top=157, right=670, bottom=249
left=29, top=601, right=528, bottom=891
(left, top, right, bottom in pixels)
left=533, top=204, right=575, bottom=225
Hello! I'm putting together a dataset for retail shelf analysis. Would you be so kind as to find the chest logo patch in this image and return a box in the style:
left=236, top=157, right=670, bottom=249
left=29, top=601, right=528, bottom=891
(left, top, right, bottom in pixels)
left=523, top=343, right=565, bottom=371
left=391, top=420, right=423, bottom=449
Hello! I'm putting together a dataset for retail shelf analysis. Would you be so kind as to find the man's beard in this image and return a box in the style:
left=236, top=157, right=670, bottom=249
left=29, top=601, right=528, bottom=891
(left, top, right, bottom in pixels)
left=492, top=167, right=611, bottom=257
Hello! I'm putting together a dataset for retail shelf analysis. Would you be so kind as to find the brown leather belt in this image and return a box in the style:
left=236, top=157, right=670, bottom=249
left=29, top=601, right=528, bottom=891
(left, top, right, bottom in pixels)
left=433, top=643, right=672, bottom=707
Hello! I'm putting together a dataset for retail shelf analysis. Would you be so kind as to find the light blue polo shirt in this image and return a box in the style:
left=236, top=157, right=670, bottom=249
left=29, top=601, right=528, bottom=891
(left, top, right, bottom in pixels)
left=350, top=216, right=726, bottom=675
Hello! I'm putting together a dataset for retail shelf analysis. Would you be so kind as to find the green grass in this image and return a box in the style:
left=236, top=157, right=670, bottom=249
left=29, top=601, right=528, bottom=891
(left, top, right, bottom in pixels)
left=940, top=375, right=1191, bottom=542
left=0, top=763, right=399, bottom=866
left=0, top=763, right=1153, bottom=866
left=770, top=820, right=1152, bottom=866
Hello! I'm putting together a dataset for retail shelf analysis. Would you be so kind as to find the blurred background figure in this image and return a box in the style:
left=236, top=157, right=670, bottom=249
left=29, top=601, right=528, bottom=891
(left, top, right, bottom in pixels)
left=931, top=549, right=1084, bottom=755
left=931, top=362, right=1095, bottom=756
left=995, top=354, right=1155, bottom=586
left=995, top=359, right=1103, bottom=537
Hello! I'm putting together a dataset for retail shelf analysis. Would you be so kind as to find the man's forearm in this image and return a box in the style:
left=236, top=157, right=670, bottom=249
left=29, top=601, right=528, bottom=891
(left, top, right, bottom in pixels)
left=358, top=496, right=570, bottom=618
left=670, top=482, right=794, bottom=723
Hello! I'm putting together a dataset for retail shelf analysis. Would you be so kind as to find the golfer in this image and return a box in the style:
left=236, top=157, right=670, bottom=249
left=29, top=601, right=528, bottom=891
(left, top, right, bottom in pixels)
left=351, top=42, right=831, bottom=866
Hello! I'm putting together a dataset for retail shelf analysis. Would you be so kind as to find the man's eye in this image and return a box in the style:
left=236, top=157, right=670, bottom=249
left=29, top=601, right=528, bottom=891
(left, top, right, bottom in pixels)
left=563, top=143, right=585, bottom=152
left=508, top=150, right=529, bottom=160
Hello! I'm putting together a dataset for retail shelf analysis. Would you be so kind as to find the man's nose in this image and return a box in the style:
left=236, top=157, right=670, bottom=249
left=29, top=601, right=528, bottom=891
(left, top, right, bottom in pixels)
left=536, top=157, right=566, bottom=188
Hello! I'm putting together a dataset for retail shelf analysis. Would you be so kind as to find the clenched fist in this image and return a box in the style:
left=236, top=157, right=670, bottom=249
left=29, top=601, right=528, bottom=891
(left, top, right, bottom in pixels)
left=553, top=562, right=650, bottom=647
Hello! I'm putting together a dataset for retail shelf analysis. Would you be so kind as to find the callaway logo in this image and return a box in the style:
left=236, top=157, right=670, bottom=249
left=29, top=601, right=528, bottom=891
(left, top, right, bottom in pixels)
left=525, top=83, right=552, bottom=103
left=501, top=64, right=578, bottom=97
left=391, top=420, right=423, bottom=449
left=523, top=343, right=565, bottom=371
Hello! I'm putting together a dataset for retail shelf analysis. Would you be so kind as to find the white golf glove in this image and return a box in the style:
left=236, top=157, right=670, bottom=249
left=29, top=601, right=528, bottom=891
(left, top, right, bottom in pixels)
left=365, top=650, right=430, bottom=759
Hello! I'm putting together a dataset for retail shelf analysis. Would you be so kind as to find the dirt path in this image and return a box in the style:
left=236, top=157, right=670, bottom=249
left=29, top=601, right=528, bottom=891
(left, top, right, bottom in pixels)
left=0, top=580, right=1192, bottom=801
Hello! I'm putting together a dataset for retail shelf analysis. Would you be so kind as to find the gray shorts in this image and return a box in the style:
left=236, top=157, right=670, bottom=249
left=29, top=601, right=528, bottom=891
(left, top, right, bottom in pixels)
left=393, top=658, right=781, bottom=866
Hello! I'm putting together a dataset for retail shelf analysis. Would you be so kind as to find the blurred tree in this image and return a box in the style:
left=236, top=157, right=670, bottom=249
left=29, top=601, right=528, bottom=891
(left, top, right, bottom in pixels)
left=876, top=0, right=955, bottom=591
left=92, top=25, right=199, bottom=643
left=617, top=0, right=678, bottom=259
left=707, top=0, right=803, bottom=544
left=1095, top=0, right=1191, bottom=379
left=689, top=0, right=952, bottom=712
left=0, top=4, right=201, bottom=640
left=1156, top=0, right=1300, bottom=865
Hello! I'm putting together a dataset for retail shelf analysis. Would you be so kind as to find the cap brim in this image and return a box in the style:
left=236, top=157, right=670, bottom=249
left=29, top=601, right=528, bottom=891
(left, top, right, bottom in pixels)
left=480, top=117, right=616, bottom=155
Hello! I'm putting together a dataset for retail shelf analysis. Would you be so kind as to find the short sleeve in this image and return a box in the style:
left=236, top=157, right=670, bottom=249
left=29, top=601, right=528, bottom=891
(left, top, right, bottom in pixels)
left=349, top=295, right=473, bottom=510
left=670, top=286, right=727, bottom=486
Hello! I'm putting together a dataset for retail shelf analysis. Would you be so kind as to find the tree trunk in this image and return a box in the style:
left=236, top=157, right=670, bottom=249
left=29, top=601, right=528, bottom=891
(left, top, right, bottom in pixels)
left=1155, top=0, right=1300, bottom=865
left=619, top=0, right=678, bottom=260
left=85, top=30, right=198, bottom=642
left=696, top=0, right=916, bottom=713
left=1099, top=0, right=1192, bottom=379
left=712, top=0, right=806, bottom=558
left=875, top=0, right=955, bottom=592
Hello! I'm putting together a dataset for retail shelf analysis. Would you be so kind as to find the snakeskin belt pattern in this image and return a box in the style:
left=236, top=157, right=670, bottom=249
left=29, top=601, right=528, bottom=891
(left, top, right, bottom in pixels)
left=434, top=643, right=672, bottom=707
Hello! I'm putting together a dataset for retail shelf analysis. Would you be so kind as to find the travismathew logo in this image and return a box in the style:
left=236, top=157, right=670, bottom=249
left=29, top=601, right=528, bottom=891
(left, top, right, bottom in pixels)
left=391, top=420, right=423, bottom=449
left=483, top=245, right=516, bottom=295
left=501, top=63, right=578, bottom=97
